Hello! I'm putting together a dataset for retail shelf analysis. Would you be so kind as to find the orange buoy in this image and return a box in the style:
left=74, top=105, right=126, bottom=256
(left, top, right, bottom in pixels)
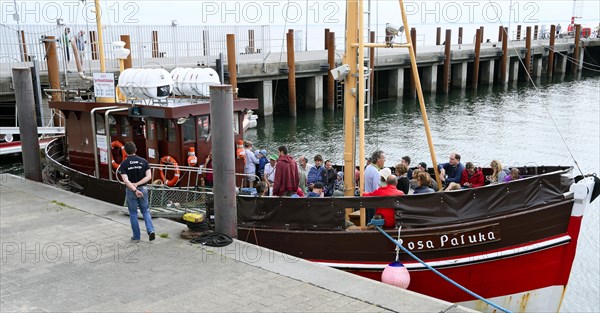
left=110, top=140, right=127, bottom=170
left=159, top=155, right=180, bottom=187
left=236, top=139, right=245, bottom=160
left=187, top=147, right=197, bottom=166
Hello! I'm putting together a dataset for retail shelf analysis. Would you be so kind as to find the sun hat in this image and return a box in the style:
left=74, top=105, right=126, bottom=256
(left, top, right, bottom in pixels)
left=268, top=154, right=279, bottom=161
left=259, top=149, right=267, bottom=156
left=379, top=168, right=392, bottom=180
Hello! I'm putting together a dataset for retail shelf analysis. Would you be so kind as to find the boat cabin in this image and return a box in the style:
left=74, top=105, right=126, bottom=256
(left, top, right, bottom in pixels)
left=49, top=97, right=258, bottom=185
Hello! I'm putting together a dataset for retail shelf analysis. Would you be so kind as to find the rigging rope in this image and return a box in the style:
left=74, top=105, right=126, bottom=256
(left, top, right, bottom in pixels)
left=488, top=2, right=586, bottom=177
left=372, top=224, right=512, bottom=313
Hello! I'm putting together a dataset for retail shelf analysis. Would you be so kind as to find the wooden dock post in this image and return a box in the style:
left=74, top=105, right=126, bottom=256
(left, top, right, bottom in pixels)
left=524, top=26, right=532, bottom=79
left=327, top=32, right=335, bottom=111
left=369, top=31, right=375, bottom=102
left=226, top=34, right=238, bottom=97
left=472, top=28, right=481, bottom=89
left=20, top=30, right=29, bottom=61
left=480, top=26, right=484, bottom=43
left=89, top=31, right=98, bottom=60
left=120, top=35, right=132, bottom=69
left=287, top=30, right=297, bottom=116
left=516, top=25, right=522, bottom=41
left=13, top=67, right=42, bottom=182
left=458, top=27, right=463, bottom=45
left=325, top=28, right=330, bottom=49
left=436, top=27, right=441, bottom=45
left=43, top=36, right=61, bottom=102
left=409, top=27, right=417, bottom=97
left=248, top=30, right=255, bottom=54
left=573, top=24, right=582, bottom=74
left=500, top=27, right=509, bottom=84
left=548, top=25, right=556, bottom=78
left=203, top=30, right=209, bottom=56
left=498, top=26, right=503, bottom=42
left=442, top=29, right=451, bottom=94
left=152, top=30, right=159, bottom=58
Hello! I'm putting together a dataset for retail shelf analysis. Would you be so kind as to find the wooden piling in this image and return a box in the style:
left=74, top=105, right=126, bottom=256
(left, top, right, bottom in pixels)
left=410, top=28, right=417, bottom=97
left=89, top=31, right=98, bottom=60
left=20, top=30, right=28, bottom=61
left=327, top=32, right=335, bottom=111
left=480, top=26, right=484, bottom=43
left=369, top=31, right=375, bottom=102
left=13, top=67, right=42, bottom=182
left=226, top=34, right=238, bottom=96
left=287, top=30, right=297, bottom=116
left=43, top=36, right=61, bottom=102
left=458, top=27, right=463, bottom=45
left=442, top=29, right=451, bottom=93
left=120, top=35, right=132, bottom=69
left=516, top=25, right=522, bottom=41
left=473, top=29, right=481, bottom=89
left=573, top=24, right=582, bottom=74
left=248, top=30, right=255, bottom=54
left=548, top=25, right=556, bottom=78
left=501, top=27, right=508, bottom=83
left=498, top=26, right=503, bottom=42
left=436, top=27, right=441, bottom=45
left=525, top=26, right=532, bottom=78
left=203, top=30, right=209, bottom=56
left=152, top=30, right=159, bottom=58
left=325, top=28, right=330, bottom=49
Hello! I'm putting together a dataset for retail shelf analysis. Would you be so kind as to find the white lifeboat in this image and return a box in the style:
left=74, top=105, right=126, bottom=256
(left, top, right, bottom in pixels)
left=170, top=68, right=220, bottom=97
left=118, top=68, right=173, bottom=99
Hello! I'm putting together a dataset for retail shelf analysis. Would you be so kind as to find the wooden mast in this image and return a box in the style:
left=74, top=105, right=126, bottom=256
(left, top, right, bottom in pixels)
left=94, top=0, right=113, bottom=103
left=342, top=0, right=443, bottom=225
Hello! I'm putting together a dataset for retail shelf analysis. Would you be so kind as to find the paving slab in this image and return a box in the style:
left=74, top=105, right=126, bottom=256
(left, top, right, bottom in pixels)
left=1, top=174, right=477, bottom=312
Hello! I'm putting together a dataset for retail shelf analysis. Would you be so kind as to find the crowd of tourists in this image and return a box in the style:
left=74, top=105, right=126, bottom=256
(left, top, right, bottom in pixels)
left=240, top=141, right=522, bottom=198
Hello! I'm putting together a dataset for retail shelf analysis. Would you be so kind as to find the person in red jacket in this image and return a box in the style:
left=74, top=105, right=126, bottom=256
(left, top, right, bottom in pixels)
left=273, top=145, right=300, bottom=196
left=363, top=175, right=405, bottom=228
left=460, top=162, right=485, bottom=188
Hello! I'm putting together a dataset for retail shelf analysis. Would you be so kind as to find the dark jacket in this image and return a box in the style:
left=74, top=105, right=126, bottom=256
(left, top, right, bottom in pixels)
left=324, top=167, right=337, bottom=196
left=273, top=155, right=299, bottom=196
left=307, top=165, right=327, bottom=186
left=396, top=176, right=410, bottom=194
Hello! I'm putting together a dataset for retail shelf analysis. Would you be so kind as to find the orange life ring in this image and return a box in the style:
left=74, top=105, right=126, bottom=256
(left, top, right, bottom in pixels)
left=159, top=155, right=180, bottom=187
left=110, top=140, right=127, bottom=170
left=236, top=139, right=245, bottom=160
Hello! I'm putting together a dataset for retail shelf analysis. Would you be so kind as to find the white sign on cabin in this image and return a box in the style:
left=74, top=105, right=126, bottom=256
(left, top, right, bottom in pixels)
left=97, top=135, right=108, bottom=165
left=93, top=73, right=115, bottom=99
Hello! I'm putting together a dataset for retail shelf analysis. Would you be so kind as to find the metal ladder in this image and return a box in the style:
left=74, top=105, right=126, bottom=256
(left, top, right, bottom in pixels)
left=363, top=3, right=373, bottom=122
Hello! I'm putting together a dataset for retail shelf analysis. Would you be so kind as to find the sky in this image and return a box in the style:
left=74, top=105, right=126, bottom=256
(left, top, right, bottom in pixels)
left=1, top=0, right=599, bottom=27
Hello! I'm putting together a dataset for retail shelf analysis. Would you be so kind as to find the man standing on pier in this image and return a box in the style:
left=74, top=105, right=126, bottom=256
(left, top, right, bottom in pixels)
left=118, top=142, right=155, bottom=243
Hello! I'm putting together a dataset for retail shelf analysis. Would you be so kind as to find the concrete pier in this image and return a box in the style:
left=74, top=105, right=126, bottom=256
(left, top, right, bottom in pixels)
left=0, top=174, right=476, bottom=312
left=2, top=31, right=599, bottom=117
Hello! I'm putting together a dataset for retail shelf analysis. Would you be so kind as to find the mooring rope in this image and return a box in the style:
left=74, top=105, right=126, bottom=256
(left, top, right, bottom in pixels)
left=372, top=223, right=512, bottom=313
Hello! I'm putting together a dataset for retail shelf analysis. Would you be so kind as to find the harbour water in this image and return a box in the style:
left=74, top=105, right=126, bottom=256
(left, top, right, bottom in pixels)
left=244, top=73, right=600, bottom=312
left=1, top=75, right=598, bottom=312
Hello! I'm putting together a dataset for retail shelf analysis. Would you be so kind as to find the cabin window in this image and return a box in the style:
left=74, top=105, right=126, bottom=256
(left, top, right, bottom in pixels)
left=167, top=120, right=176, bottom=143
left=108, top=115, right=117, bottom=136
left=183, top=118, right=195, bottom=143
left=120, top=117, right=130, bottom=137
left=146, top=118, right=155, bottom=141
left=233, top=113, right=239, bottom=135
left=95, top=114, right=105, bottom=134
left=157, top=120, right=165, bottom=141
left=197, top=115, right=210, bottom=139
